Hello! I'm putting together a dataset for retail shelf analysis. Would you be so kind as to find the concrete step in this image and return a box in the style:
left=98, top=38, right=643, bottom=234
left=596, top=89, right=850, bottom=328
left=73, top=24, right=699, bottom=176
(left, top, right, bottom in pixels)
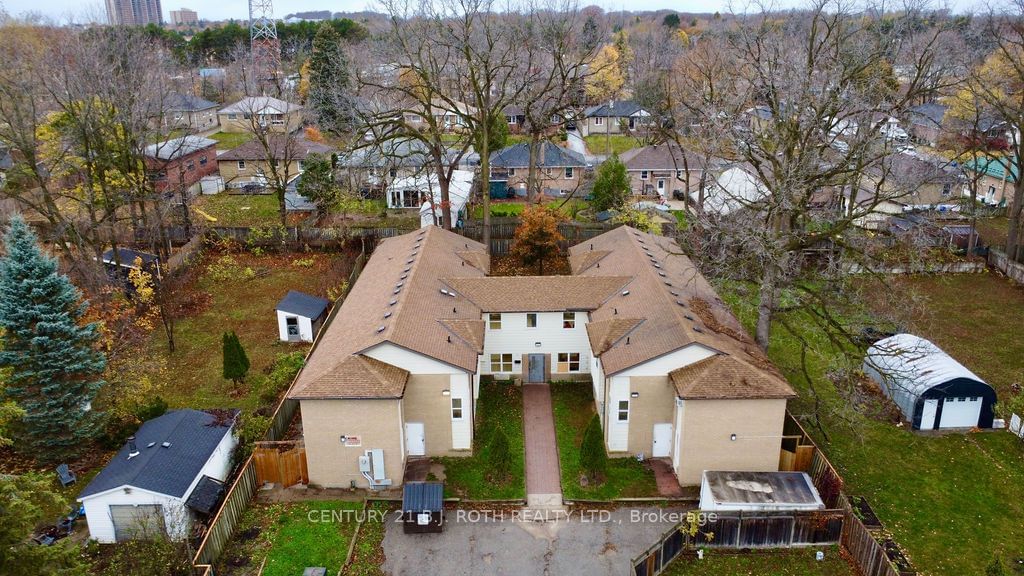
left=526, top=492, right=564, bottom=510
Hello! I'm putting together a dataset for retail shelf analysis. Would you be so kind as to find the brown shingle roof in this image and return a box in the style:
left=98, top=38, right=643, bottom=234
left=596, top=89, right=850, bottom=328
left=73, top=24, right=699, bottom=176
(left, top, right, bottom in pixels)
left=570, top=226, right=787, bottom=381
left=670, top=355, right=795, bottom=399
left=569, top=250, right=611, bottom=274
left=620, top=143, right=707, bottom=172
left=289, top=227, right=487, bottom=400
left=444, top=276, right=631, bottom=312
left=290, top=355, right=409, bottom=399
left=456, top=250, right=490, bottom=273
left=440, top=319, right=485, bottom=352
left=587, top=317, right=644, bottom=355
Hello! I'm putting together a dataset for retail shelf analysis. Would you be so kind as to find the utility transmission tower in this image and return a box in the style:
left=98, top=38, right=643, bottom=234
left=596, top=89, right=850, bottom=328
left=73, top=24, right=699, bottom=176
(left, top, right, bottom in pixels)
left=248, top=0, right=281, bottom=95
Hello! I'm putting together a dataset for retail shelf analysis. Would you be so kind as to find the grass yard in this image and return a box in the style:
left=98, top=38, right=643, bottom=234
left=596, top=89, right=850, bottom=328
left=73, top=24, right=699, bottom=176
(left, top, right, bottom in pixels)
left=343, top=502, right=393, bottom=576
left=550, top=381, right=659, bottom=500
left=215, top=501, right=361, bottom=576
left=470, top=199, right=589, bottom=219
left=720, top=273, right=1024, bottom=576
left=135, top=249, right=353, bottom=411
left=193, top=193, right=283, bottom=227
left=208, top=131, right=253, bottom=150
left=584, top=133, right=642, bottom=156
left=436, top=379, right=525, bottom=499
left=663, top=546, right=855, bottom=575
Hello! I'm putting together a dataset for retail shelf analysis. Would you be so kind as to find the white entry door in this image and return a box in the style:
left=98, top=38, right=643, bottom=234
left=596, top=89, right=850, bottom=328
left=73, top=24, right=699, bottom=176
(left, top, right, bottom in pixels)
left=652, top=423, right=673, bottom=458
left=657, top=179, right=666, bottom=196
left=405, top=422, right=425, bottom=456
left=919, top=399, right=939, bottom=430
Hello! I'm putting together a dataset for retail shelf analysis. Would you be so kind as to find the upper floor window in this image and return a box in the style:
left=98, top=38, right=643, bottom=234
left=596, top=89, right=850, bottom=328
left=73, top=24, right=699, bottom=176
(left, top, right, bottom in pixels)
left=237, top=160, right=246, bottom=171
left=526, top=313, right=537, bottom=328
left=565, top=167, right=574, bottom=179
left=640, top=170, right=649, bottom=180
left=562, top=312, right=576, bottom=329
left=489, top=313, right=502, bottom=329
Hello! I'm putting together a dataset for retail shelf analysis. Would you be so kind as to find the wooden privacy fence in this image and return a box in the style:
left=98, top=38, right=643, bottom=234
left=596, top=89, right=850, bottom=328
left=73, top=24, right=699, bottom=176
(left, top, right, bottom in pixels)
left=253, top=441, right=308, bottom=488
left=630, top=509, right=843, bottom=576
left=838, top=494, right=908, bottom=576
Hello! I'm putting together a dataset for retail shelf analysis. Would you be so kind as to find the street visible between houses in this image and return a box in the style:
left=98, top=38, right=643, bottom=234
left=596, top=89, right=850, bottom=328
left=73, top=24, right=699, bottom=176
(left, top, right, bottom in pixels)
left=382, top=507, right=684, bottom=576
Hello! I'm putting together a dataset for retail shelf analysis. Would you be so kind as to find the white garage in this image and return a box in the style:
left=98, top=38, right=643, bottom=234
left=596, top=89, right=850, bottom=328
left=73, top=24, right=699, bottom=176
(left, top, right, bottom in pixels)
left=863, top=334, right=997, bottom=430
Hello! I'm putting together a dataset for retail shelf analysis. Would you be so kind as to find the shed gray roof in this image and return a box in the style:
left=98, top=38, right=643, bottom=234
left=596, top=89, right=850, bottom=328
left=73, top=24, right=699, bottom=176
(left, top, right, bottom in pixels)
left=78, top=409, right=237, bottom=500
left=863, top=333, right=991, bottom=418
left=909, top=103, right=947, bottom=128
left=490, top=141, right=585, bottom=168
left=702, top=471, right=823, bottom=507
left=276, top=290, right=330, bottom=318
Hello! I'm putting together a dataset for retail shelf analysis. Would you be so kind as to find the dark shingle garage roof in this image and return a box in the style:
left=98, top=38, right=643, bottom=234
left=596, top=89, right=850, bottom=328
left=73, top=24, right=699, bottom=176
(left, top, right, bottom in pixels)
left=78, top=409, right=237, bottom=500
left=276, top=290, right=330, bottom=319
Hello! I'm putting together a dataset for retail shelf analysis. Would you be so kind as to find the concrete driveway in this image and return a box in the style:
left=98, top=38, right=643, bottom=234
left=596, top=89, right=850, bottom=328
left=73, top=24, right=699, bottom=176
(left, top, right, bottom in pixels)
left=566, top=129, right=602, bottom=166
left=382, top=507, right=687, bottom=575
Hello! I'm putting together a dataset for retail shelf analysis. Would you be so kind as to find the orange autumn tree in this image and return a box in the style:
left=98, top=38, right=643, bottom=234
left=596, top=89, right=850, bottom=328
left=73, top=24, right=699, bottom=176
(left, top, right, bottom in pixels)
left=510, top=205, right=565, bottom=275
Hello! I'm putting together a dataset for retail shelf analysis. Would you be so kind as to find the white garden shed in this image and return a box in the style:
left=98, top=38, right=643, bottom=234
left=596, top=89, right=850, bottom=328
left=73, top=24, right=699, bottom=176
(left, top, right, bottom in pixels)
left=863, top=333, right=997, bottom=430
left=276, top=290, right=330, bottom=343
left=78, top=409, right=237, bottom=543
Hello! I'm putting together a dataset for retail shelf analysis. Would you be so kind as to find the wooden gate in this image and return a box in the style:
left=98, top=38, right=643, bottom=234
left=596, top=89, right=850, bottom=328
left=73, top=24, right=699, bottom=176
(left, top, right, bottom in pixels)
left=253, top=441, right=308, bottom=488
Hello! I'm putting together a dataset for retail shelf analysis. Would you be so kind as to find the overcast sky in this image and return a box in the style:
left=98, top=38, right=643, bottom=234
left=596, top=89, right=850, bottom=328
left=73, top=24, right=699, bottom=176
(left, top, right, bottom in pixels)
left=2, top=0, right=981, bottom=24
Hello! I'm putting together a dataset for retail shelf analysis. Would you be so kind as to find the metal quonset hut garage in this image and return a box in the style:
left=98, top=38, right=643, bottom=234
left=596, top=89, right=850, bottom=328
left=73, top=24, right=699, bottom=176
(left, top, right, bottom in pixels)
left=863, top=334, right=997, bottom=430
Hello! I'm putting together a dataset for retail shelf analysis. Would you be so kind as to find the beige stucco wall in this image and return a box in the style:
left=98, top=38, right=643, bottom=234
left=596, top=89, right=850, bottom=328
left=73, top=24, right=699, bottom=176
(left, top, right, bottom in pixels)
left=581, top=117, right=623, bottom=137
left=217, top=111, right=301, bottom=134
left=495, top=168, right=581, bottom=196
left=402, top=374, right=468, bottom=457
left=300, top=399, right=405, bottom=489
left=218, top=159, right=302, bottom=187
left=675, top=398, right=787, bottom=485
left=625, top=376, right=676, bottom=457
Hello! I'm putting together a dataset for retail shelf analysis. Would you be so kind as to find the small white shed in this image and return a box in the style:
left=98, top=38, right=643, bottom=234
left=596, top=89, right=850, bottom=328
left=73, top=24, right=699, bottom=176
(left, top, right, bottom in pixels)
left=275, top=290, right=330, bottom=343
left=699, top=471, right=825, bottom=512
left=863, top=333, right=997, bottom=430
left=77, top=410, right=237, bottom=543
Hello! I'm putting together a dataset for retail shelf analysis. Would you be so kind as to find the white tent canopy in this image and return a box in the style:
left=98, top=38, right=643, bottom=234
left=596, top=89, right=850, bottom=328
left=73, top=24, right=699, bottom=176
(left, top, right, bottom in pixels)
left=693, top=166, right=769, bottom=215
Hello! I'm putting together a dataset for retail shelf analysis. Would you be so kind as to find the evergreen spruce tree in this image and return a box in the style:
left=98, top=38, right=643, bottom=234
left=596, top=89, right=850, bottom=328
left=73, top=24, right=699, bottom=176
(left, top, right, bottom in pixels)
left=579, top=414, right=608, bottom=483
left=307, top=22, right=352, bottom=134
left=590, top=153, right=631, bottom=212
left=222, top=331, right=250, bottom=384
left=0, top=216, right=105, bottom=461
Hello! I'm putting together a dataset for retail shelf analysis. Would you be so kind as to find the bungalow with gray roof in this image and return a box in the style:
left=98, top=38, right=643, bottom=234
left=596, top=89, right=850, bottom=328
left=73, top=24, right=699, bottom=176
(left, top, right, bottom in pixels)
left=489, top=141, right=586, bottom=198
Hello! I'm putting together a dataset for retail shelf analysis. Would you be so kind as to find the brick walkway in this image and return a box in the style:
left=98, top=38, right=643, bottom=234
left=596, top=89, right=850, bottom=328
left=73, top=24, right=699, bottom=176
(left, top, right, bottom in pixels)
left=522, top=383, right=563, bottom=506
left=648, top=458, right=684, bottom=497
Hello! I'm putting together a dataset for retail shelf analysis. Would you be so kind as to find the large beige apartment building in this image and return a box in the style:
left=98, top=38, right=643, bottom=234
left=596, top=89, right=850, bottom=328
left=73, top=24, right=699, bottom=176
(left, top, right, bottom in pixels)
left=288, top=225, right=796, bottom=490
left=106, top=0, right=162, bottom=25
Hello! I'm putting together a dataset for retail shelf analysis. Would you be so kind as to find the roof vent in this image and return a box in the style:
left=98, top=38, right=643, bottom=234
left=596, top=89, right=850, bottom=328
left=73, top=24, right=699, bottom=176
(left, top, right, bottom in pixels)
left=590, top=243, right=594, bottom=250
left=393, top=288, right=402, bottom=294
left=389, top=299, right=398, bottom=306
left=440, top=289, right=449, bottom=295
left=614, top=307, right=618, bottom=315
left=396, top=282, right=404, bottom=289
left=693, top=325, right=703, bottom=333
left=621, top=290, right=630, bottom=296
left=447, top=335, right=452, bottom=343
left=447, top=291, right=456, bottom=298
left=404, top=267, right=411, bottom=273
left=400, top=274, right=408, bottom=280
left=658, top=271, right=666, bottom=277
left=384, top=312, right=392, bottom=319
left=664, top=281, right=672, bottom=286
left=406, top=259, right=414, bottom=265
left=676, top=300, right=686, bottom=307
left=626, top=336, right=631, bottom=345
left=654, top=264, right=661, bottom=269
left=376, top=325, right=386, bottom=333
left=127, top=436, right=140, bottom=459
left=161, top=442, right=172, bottom=448
left=684, top=314, right=694, bottom=321
left=147, top=442, right=156, bottom=448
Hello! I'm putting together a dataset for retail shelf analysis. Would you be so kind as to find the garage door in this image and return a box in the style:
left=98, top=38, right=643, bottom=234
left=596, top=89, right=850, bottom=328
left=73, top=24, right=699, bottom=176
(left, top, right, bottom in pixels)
left=940, top=396, right=983, bottom=429
left=110, top=504, right=166, bottom=541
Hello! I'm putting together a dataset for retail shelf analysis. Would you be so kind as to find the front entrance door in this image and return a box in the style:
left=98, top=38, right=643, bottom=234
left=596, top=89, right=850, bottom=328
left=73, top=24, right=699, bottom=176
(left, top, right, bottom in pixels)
left=405, top=422, right=425, bottom=456
left=657, top=179, right=666, bottom=197
left=919, top=399, right=939, bottom=430
left=527, top=354, right=545, bottom=383
left=652, top=423, right=672, bottom=458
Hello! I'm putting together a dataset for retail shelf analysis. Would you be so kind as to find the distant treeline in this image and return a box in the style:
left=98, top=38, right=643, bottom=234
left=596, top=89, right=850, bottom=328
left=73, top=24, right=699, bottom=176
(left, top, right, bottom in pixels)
left=138, top=19, right=367, bottom=65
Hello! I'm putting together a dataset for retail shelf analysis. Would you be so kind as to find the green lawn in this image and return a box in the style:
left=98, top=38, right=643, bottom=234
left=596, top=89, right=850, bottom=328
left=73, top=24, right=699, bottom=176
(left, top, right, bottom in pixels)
left=131, top=250, right=351, bottom=411
left=208, top=131, right=253, bottom=150
left=470, top=199, right=589, bottom=219
left=584, top=133, right=642, bottom=156
left=720, top=273, right=1024, bottom=576
left=550, top=381, right=659, bottom=500
left=663, top=546, right=855, bottom=575
left=215, top=501, right=361, bottom=576
left=436, top=379, right=525, bottom=499
left=193, top=193, right=282, bottom=227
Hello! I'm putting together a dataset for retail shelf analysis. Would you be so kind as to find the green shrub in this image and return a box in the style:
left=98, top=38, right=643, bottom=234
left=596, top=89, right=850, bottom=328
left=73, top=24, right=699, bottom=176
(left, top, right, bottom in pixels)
left=135, top=395, right=168, bottom=421
left=222, top=331, right=250, bottom=384
left=234, top=413, right=272, bottom=465
left=579, top=414, right=607, bottom=483
left=255, top=352, right=305, bottom=406
left=488, top=427, right=512, bottom=481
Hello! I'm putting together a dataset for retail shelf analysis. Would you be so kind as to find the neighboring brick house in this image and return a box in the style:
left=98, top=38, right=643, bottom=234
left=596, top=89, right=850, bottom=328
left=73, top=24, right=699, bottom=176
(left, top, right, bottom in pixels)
left=339, top=137, right=434, bottom=194
left=216, top=136, right=332, bottom=189
left=861, top=151, right=962, bottom=207
left=217, top=96, right=303, bottom=134
left=489, top=141, right=586, bottom=198
left=144, top=136, right=218, bottom=195
left=907, top=103, right=947, bottom=147
left=619, top=143, right=709, bottom=199
left=288, top=225, right=796, bottom=491
left=579, top=100, right=652, bottom=137
left=160, top=93, right=220, bottom=131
